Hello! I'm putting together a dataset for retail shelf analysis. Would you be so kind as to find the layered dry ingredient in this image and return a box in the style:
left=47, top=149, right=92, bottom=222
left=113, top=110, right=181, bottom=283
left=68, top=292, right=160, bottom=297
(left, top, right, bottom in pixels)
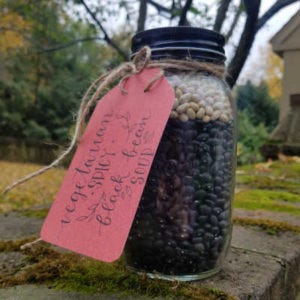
left=125, top=74, right=235, bottom=278
left=168, top=74, right=233, bottom=123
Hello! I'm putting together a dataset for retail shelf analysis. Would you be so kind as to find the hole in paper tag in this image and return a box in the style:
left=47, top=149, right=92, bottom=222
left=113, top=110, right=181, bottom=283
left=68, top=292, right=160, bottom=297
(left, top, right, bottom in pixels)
left=41, top=68, right=174, bottom=262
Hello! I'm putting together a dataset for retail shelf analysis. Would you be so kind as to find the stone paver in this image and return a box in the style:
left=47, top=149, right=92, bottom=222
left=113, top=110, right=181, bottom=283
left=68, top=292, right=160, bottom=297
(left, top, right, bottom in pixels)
left=0, top=212, right=43, bottom=240
left=234, top=208, right=300, bottom=227
left=200, top=247, right=284, bottom=300
left=200, top=225, right=300, bottom=299
left=0, top=285, right=166, bottom=300
left=0, top=252, right=26, bottom=275
left=231, top=225, right=300, bottom=260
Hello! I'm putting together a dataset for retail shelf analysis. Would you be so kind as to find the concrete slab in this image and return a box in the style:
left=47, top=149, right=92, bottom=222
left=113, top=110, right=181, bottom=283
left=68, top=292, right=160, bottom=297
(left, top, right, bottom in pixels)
left=234, top=208, right=300, bottom=227
left=200, top=225, right=300, bottom=300
left=200, top=247, right=284, bottom=300
left=0, top=285, right=166, bottom=300
left=0, top=252, right=26, bottom=275
left=231, top=225, right=300, bottom=261
left=0, top=213, right=43, bottom=240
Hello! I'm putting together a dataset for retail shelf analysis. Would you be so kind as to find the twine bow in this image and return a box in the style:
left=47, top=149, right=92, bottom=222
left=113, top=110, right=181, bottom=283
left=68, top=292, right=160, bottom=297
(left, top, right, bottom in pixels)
left=2, top=46, right=225, bottom=195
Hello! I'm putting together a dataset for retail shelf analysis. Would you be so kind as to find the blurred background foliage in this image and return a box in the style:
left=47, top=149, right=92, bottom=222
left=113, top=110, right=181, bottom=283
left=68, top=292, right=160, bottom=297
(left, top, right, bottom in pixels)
left=236, top=81, right=279, bottom=165
left=0, top=0, right=282, bottom=165
left=0, top=0, right=127, bottom=142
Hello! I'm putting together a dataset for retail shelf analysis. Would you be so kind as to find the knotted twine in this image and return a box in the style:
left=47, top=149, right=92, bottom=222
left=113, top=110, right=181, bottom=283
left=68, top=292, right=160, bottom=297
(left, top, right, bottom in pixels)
left=2, top=46, right=225, bottom=197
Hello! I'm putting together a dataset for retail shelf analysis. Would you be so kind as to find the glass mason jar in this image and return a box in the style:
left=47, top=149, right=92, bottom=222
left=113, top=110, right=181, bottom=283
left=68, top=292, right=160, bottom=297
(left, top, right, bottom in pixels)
left=125, top=27, right=236, bottom=281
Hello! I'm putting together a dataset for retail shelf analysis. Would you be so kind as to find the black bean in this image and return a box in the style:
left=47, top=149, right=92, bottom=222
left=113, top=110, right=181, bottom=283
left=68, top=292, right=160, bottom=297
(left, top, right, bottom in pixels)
left=209, top=193, right=218, bottom=202
left=192, top=237, right=203, bottom=244
left=185, top=130, right=198, bottom=140
left=197, top=133, right=210, bottom=142
left=219, top=220, right=228, bottom=229
left=216, top=198, right=226, bottom=207
left=213, top=207, right=222, bottom=215
left=214, top=186, right=222, bottom=194
left=195, top=190, right=208, bottom=200
left=214, top=176, right=223, bottom=185
left=211, top=226, right=219, bottom=234
left=210, top=215, right=218, bottom=226
left=198, top=216, right=208, bottom=224
left=194, top=243, right=205, bottom=252
left=199, top=205, right=212, bottom=215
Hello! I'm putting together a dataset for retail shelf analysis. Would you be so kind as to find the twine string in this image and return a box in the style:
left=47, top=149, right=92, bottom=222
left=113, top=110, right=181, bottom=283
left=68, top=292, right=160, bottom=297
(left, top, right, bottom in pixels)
left=2, top=46, right=225, bottom=195
left=20, top=238, right=42, bottom=250
left=144, top=69, right=165, bottom=92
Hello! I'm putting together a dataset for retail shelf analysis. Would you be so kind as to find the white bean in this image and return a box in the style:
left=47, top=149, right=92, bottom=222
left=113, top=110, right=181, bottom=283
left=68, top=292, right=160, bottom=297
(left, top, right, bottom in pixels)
left=180, top=93, right=193, bottom=103
left=173, top=98, right=179, bottom=110
left=179, top=113, right=189, bottom=122
left=205, top=106, right=213, bottom=116
left=220, top=114, right=229, bottom=122
left=176, top=103, right=189, bottom=113
left=186, top=108, right=196, bottom=120
left=211, top=110, right=221, bottom=120
left=175, top=87, right=183, bottom=99
left=196, top=107, right=205, bottom=119
left=203, top=115, right=211, bottom=123
left=189, top=102, right=199, bottom=111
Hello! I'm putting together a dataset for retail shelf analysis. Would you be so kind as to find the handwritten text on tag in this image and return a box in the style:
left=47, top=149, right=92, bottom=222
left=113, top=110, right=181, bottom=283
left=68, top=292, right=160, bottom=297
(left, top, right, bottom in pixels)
left=41, top=68, right=174, bottom=262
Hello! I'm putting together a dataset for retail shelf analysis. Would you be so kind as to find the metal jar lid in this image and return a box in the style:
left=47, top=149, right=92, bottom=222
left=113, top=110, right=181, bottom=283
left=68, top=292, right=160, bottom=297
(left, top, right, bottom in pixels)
left=131, top=26, right=226, bottom=64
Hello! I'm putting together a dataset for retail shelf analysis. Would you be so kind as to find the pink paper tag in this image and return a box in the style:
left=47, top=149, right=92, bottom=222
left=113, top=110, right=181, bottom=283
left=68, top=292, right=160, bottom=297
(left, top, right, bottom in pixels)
left=41, top=68, right=174, bottom=262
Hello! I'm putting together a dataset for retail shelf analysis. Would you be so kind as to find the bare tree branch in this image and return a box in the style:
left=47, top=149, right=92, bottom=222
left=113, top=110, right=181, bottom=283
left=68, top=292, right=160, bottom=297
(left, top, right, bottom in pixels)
left=224, top=0, right=243, bottom=41
left=137, top=0, right=148, bottom=32
left=213, top=0, right=232, bottom=32
left=79, top=0, right=128, bottom=60
left=147, top=0, right=180, bottom=19
left=178, top=0, right=193, bottom=26
left=227, top=0, right=261, bottom=87
left=256, top=0, right=299, bottom=31
left=39, top=37, right=103, bottom=53
left=147, top=0, right=171, bottom=13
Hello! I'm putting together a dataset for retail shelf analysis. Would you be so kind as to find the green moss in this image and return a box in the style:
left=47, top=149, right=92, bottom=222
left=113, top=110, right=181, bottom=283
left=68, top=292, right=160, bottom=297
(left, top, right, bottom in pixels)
left=0, top=244, right=78, bottom=287
left=19, top=208, right=49, bottom=219
left=53, top=256, right=233, bottom=299
left=234, top=189, right=300, bottom=215
left=233, top=217, right=300, bottom=235
left=237, top=161, right=300, bottom=179
left=54, top=257, right=233, bottom=299
left=0, top=237, right=37, bottom=252
left=237, top=188, right=299, bottom=203
left=270, top=161, right=300, bottom=178
left=236, top=175, right=300, bottom=194
left=0, top=244, right=234, bottom=300
left=236, top=164, right=255, bottom=172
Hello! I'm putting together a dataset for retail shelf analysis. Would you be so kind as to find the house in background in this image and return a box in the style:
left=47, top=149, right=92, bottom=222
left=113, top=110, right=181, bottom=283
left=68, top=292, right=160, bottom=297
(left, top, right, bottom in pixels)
left=262, top=9, right=300, bottom=157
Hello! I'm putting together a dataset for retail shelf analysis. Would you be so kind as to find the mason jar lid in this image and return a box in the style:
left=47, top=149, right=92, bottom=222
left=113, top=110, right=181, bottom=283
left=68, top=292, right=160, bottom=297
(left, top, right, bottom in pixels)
left=131, top=26, right=226, bottom=64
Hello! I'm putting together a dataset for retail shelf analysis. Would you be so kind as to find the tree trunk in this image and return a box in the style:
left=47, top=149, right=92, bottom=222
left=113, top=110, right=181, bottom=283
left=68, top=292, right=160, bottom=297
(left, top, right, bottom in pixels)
left=178, top=0, right=193, bottom=26
left=227, top=0, right=261, bottom=88
left=213, top=0, right=232, bottom=32
left=224, top=1, right=243, bottom=41
left=137, top=0, right=147, bottom=32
